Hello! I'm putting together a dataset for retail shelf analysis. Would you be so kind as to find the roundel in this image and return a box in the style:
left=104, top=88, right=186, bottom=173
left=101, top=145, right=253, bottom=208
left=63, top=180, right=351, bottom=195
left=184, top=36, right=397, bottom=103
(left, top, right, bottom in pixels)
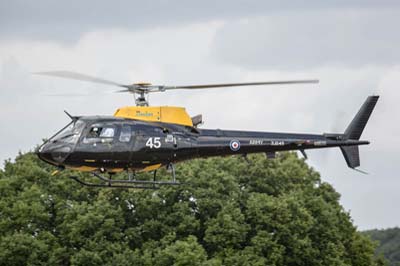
left=230, top=140, right=241, bottom=151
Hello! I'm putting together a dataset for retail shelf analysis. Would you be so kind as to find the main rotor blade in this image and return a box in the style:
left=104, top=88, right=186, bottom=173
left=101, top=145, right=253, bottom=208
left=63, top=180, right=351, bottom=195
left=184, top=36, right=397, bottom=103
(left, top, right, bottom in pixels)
left=34, top=71, right=319, bottom=99
left=34, top=71, right=130, bottom=88
left=43, top=93, right=90, bottom=97
left=166, top=79, right=319, bottom=90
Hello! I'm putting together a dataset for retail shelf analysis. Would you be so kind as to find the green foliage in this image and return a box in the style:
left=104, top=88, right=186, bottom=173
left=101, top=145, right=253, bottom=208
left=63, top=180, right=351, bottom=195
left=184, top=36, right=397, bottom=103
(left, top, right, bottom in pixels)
left=0, top=151, right=385, bottom=265
left=364, top=227, right=400, bottom=266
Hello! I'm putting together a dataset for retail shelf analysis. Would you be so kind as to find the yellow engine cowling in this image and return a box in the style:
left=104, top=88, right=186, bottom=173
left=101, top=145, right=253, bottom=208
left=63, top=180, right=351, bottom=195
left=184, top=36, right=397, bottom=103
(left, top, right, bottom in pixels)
left=113, top=106, right=193, bottom=127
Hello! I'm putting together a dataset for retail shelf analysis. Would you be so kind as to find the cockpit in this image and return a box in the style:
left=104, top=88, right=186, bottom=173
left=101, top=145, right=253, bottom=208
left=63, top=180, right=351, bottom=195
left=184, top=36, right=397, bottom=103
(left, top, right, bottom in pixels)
left=82, top=124, right=116, bottom=144
left=37, top=117, right=133, bottom=166
left=82, top=122, right=132, bottom=143
left=37, top=119, right=87, bottom=166
left=50, top=120, right=86, bottom=145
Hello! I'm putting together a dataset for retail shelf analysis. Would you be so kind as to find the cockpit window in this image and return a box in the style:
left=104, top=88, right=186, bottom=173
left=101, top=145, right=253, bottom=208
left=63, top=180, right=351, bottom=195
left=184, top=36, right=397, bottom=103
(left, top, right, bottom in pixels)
left=119, top=125, right=131, bottom=142
left=100, top=127, right=115, bottom=138
left=83, top=125, right=115, bottom=144
left=51, top=120, right=85, bottom=145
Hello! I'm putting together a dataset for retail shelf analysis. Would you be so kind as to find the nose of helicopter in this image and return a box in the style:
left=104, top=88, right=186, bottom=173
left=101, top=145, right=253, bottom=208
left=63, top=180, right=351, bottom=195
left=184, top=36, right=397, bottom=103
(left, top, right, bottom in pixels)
left=36, top=148, right=52, bottom=164
left=36, top=142, right=72, bottom=165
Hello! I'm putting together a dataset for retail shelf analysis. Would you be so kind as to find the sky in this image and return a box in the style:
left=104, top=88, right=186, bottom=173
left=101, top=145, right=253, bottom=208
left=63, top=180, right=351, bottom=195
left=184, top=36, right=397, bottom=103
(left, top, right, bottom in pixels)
left=1, top=0, right=399, bottom=230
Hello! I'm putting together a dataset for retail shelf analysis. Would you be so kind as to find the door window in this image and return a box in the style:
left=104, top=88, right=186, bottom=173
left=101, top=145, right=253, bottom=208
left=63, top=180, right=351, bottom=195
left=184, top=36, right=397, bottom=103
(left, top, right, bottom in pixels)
left=83, top=125, right=115, bottom=144
left=119, top=125, right=131, bottom=142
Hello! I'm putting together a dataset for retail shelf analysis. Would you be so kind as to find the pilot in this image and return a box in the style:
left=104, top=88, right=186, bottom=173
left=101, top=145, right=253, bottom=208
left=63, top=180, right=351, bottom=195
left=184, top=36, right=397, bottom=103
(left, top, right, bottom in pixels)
left=87, top=127, right=100, bottom=138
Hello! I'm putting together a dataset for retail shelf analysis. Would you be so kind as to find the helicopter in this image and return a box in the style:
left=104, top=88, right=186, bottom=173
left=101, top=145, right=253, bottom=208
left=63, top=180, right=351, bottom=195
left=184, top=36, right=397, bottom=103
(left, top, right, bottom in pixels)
left=36, top=71, right=379, bottom=188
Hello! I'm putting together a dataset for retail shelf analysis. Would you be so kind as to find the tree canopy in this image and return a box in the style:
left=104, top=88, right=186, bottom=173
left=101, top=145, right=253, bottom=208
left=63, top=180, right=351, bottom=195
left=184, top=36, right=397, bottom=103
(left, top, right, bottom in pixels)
left=364, top=227, right=400, bottom=266
left=0, top=151, right=386, bottom=265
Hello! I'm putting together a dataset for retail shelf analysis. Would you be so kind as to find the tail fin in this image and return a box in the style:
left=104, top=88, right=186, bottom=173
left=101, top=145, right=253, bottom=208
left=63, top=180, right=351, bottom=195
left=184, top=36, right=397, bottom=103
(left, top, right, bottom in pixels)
left=344, top=96, right=379, bottom=140
left=341, top=95, right=379, bottom=170
left=340, top=146, right=360, bottom=168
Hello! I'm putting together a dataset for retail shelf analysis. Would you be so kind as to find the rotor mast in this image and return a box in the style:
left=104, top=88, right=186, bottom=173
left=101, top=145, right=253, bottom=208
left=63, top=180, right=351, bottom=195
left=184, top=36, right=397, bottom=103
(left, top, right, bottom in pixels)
left=135, top=90, right=149, bottom=106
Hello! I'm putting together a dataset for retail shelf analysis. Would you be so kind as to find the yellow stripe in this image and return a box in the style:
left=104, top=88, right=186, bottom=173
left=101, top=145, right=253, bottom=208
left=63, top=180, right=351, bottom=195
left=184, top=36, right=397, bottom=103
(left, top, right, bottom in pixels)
left=139, top=163, right=162, bottom=172
left=68, top=166, right=97, bottom=172
left=68, top=166, right=125, bottom=173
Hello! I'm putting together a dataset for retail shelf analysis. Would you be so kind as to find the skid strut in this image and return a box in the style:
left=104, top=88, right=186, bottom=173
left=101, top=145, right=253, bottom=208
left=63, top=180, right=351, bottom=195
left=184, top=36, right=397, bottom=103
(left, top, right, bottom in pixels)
left=68, top=164, right=180, bottom=189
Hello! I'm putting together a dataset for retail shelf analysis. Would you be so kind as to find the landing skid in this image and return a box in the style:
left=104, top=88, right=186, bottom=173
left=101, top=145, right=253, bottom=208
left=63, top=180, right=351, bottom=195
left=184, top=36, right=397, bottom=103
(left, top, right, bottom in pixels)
left=69, top=163, right=180, bottom=189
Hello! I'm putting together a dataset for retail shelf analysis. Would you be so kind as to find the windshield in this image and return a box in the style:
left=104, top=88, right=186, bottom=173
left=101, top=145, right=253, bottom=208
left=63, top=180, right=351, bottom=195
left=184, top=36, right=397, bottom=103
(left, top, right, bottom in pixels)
left=51, top=120, right=86, bottom=144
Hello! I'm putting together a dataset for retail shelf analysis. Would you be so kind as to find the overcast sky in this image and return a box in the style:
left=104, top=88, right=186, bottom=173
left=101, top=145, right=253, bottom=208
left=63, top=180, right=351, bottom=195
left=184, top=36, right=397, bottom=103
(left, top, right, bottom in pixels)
left=1, top=0, right=399, bottom=230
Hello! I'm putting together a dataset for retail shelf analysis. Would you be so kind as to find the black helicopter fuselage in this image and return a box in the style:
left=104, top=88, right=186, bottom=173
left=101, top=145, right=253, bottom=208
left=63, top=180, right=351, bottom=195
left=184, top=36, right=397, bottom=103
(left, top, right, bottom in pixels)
left=37, top=115, right=369, bottom=173
left=33, top=70, right=379, bottom=188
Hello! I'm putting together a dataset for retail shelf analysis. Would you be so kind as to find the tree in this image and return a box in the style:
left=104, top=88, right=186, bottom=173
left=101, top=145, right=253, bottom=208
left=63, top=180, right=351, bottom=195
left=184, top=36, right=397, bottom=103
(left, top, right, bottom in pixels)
left=364, top=227, right=400, bottom=266
left=0, top=151, right=386, bottom=265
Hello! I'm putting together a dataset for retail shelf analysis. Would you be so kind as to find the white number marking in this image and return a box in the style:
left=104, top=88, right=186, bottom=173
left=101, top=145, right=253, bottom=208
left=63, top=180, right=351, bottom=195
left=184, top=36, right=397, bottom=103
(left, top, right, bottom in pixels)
left=271, top=141, right=285, bottom=146
left=146, top=137, right=162, bottom=149
left=250, top=139, right=263, bottom=145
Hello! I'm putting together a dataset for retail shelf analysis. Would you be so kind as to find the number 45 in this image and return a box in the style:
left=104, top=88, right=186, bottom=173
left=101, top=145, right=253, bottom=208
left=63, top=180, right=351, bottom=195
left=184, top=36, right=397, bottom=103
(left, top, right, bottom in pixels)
left=146, top=137, right=161, bottom=149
